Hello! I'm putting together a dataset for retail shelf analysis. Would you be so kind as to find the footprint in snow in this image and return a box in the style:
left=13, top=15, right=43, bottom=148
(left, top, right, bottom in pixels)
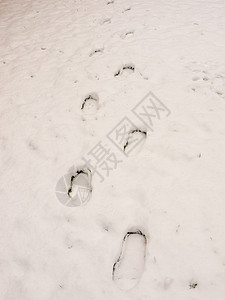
left=122, top=7, right=131, bottom=13
left=55, top=168, right=92, bottom=207
left=89, top=48, right=104, bottom=57
left=81, top=93, right=99, bottom=119
left=120, top=31, right=134, bottom=39
left=114, top=63, right=135, bottom=77
left=191, top=72, right=225, bottom=98
left=113, top=230, right=147, bottom=291
left=123, top=129, right=147, bottom=156
left=188, top=63, right=225, bottom=98
left=101, top=18, right=111, bottom=25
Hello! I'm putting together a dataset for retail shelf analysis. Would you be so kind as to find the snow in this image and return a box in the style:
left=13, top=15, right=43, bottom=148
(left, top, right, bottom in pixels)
left=113, top=231, right=147, bottom=291
left=1, top=0, right=225, bottom=299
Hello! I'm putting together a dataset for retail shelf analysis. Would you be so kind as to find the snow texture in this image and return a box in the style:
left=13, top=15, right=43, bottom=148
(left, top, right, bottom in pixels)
left=1, top=0, right=225, bottom=299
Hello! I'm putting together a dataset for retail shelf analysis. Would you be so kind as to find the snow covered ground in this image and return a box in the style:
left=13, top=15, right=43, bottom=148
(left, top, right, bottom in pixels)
left=1, top=0, right=225, bottom=299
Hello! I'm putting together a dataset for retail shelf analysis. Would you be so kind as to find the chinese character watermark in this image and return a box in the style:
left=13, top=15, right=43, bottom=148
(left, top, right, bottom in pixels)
left=56, top=91, right=171, bottom=206
left=82, top=141, right=122, bottom=182
left=132, top=92, right=171, bottom=131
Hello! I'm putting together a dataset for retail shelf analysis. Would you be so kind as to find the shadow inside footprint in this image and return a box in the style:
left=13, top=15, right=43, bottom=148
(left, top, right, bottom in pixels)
left=55, top=168, right=92, bottom=207
left=113, top=230, right=147, bottom=291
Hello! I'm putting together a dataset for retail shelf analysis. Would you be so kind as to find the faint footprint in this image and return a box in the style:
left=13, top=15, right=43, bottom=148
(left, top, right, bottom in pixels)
left=124, top=129, right=147, bottom=156
left=81, top=93, right=99, bottom=118
left=101, top=18, right=111, bottom=25
left=121, top=31, right=134, bottom=39
left=107, top=0, right=114, bottom=4
left=122, top=7, right=131, bottom=13
left=114, top=63, right=135, bottom=77
left=89, top=48, right=104, bottom=57
left=55, top=168, right=92, bottom=207
left=211, top=76, right=225, bottom=97
left=113, top=230, right=147, bottom=291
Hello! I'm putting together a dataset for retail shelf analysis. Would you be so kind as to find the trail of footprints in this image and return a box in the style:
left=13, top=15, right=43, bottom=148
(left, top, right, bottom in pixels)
left=57, top=88, right=147, bottom=289
left=56, top=166, right=147, bottom=290
left=56, top=3, right=148, bottom=291
left=189, top=63, right=225, bottom=98
left=55, top=4, right=208, bottom=293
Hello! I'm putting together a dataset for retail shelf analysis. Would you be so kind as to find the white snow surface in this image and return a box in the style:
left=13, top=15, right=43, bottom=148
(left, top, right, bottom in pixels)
left=1, top=0, right=225, bottom=299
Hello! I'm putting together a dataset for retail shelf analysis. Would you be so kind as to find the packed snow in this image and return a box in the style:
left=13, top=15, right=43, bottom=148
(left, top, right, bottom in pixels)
left=1, top=0, right=225, bottom=299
